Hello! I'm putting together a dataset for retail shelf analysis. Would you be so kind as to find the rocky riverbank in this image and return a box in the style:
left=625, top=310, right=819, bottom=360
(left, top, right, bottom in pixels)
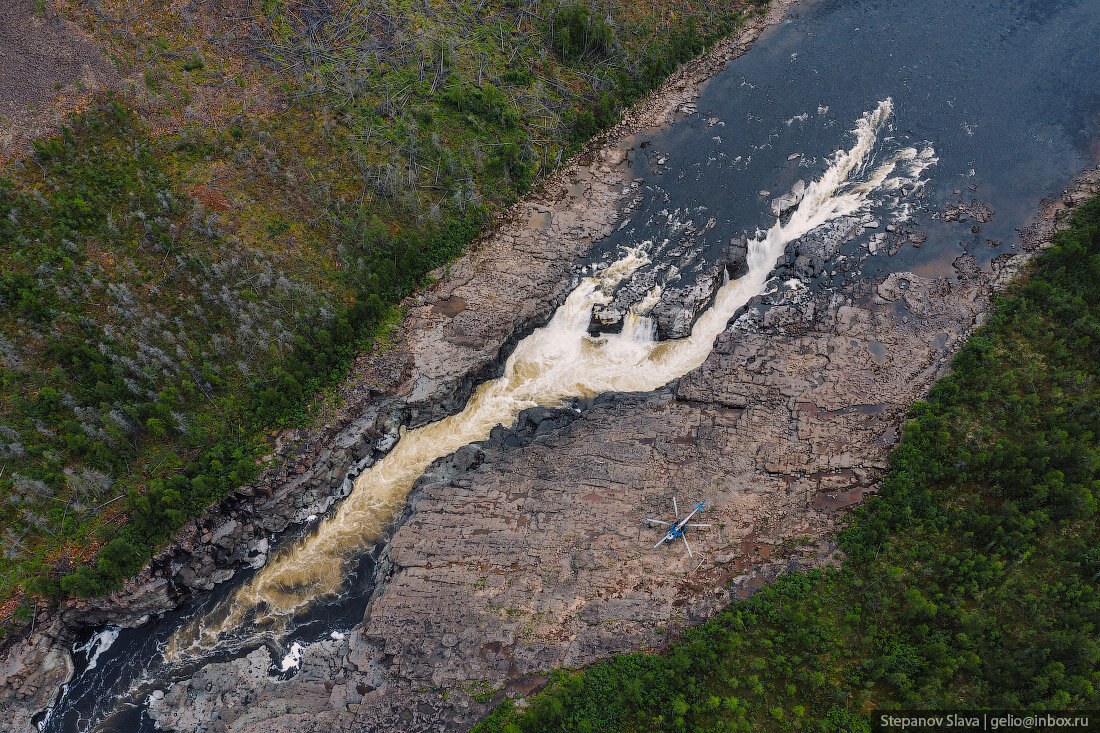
left=139, top=163, right=1100, bottom=732
left=0, top=1, right=799, bottom=729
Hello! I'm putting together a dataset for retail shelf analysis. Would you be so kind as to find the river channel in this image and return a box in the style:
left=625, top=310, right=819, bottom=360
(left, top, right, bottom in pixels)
left=42, top=0, right=1100, bottom=729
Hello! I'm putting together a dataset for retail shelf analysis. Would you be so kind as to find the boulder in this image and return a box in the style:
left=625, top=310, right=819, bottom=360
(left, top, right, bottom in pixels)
left=770, top=179, right=806, bottom=218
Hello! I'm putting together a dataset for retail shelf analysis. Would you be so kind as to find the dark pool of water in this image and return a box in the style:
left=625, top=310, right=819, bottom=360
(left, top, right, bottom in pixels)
left=41, top=545, right=379, bottom=733
left=599, top=0, right=1100, bottom=286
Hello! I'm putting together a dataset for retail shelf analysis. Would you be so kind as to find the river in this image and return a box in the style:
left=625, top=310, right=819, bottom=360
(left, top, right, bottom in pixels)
left=40, top=0, right=1100, bottom=729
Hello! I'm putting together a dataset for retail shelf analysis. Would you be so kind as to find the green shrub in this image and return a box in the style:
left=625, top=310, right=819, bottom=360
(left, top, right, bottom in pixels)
left=549, top=5, right=613, bottom=63
left=143, top=69, right=162, bottom=91
left=500, top=68, right=533, bottom=86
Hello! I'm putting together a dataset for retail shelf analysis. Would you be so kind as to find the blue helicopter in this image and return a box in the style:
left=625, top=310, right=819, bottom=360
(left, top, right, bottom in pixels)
left=647, top=498, right=711, bottom=557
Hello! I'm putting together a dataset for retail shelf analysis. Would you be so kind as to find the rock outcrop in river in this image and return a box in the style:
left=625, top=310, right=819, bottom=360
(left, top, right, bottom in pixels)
left=0, top=3, right=796, bottom=730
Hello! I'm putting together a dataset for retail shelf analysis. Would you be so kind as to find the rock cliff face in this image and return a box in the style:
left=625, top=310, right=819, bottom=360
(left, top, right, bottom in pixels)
left=590, top=228, right=752, bottom=340
left=151, top=271, right=955, bottom=732
left=143, top=162, right=1100, bottom=732
left=2, top=0, right=1096, bottom=723
left=0, top=635, right=73, bottom=732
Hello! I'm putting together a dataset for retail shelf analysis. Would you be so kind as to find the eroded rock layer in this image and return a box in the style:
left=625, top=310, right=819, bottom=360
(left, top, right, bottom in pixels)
left=3, top=0, right=1097, bottom=722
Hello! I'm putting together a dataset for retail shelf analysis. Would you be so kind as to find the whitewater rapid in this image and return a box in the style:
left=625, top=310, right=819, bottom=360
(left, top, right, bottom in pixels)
left=166, top=98, right=934, bottom=659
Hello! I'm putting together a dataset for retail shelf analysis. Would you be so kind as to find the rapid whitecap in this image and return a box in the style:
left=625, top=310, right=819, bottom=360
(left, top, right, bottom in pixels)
left=166, top=98, right=931, bottom=660
left=73, top=627, right=121, bottom=673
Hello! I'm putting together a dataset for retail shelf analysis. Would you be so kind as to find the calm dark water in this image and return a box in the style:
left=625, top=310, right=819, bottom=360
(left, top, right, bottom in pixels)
left=600, top=0, right=1100, bottom=284
left=44, top=0, right=1100, bottom=730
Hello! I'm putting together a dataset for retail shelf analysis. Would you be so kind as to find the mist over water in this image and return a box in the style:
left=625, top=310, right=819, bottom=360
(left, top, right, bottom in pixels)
left=42, top=0, right=1100, bottom=729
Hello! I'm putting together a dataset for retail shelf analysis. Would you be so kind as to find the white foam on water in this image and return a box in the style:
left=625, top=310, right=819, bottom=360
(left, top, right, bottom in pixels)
left=166, top=99, right=933, bottom=661
left=279, top=642, right=304, bottom=673
left=73, top=627, right=121, bottom=672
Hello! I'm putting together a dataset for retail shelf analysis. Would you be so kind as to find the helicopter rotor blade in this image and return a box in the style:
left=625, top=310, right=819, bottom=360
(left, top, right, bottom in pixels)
left=646, top=519, right=671, bottom=526
left=654, top=538, right=667, bottom=549
left=686, top=523, right=711, bottom=528
left=673, top=496, right=680, bottom=519
left=683, top=535, right=693, bottom=558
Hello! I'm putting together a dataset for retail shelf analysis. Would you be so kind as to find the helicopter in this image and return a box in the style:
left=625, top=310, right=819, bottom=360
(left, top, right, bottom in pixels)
left=647, top=498, right=711, bottom=557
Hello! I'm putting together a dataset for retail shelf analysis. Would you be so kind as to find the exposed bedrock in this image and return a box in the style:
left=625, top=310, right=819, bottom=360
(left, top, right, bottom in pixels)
left=2, top=0, right=1094, bottom=719
left=648, top=237, right=752, bottom=339
left=153, top=258, right=987, bottom=733
left=0, top=141, right=634, bottom=731
left=771, top=179, right=807, bottom=218
left=145, top=167, right=1100, bottom=733
left=592, top=211, right=868, bottom=342
left=591, top=233, right=751, bottom=340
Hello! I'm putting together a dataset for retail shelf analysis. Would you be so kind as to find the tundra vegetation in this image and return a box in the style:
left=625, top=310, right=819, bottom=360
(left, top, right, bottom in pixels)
left=474, top=196, right=1100, bottom=730
left=0, top=0, right=764, bottom=633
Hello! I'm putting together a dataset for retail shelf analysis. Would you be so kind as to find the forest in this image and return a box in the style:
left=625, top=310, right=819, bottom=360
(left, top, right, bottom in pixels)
left=473, top=195, right=1100, bottom=730
left=0, top=0, right=764, bottom=633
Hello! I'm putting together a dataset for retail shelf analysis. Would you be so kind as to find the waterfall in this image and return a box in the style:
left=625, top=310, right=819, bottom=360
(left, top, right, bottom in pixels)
left=166, top=98, right=934, bottom=660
